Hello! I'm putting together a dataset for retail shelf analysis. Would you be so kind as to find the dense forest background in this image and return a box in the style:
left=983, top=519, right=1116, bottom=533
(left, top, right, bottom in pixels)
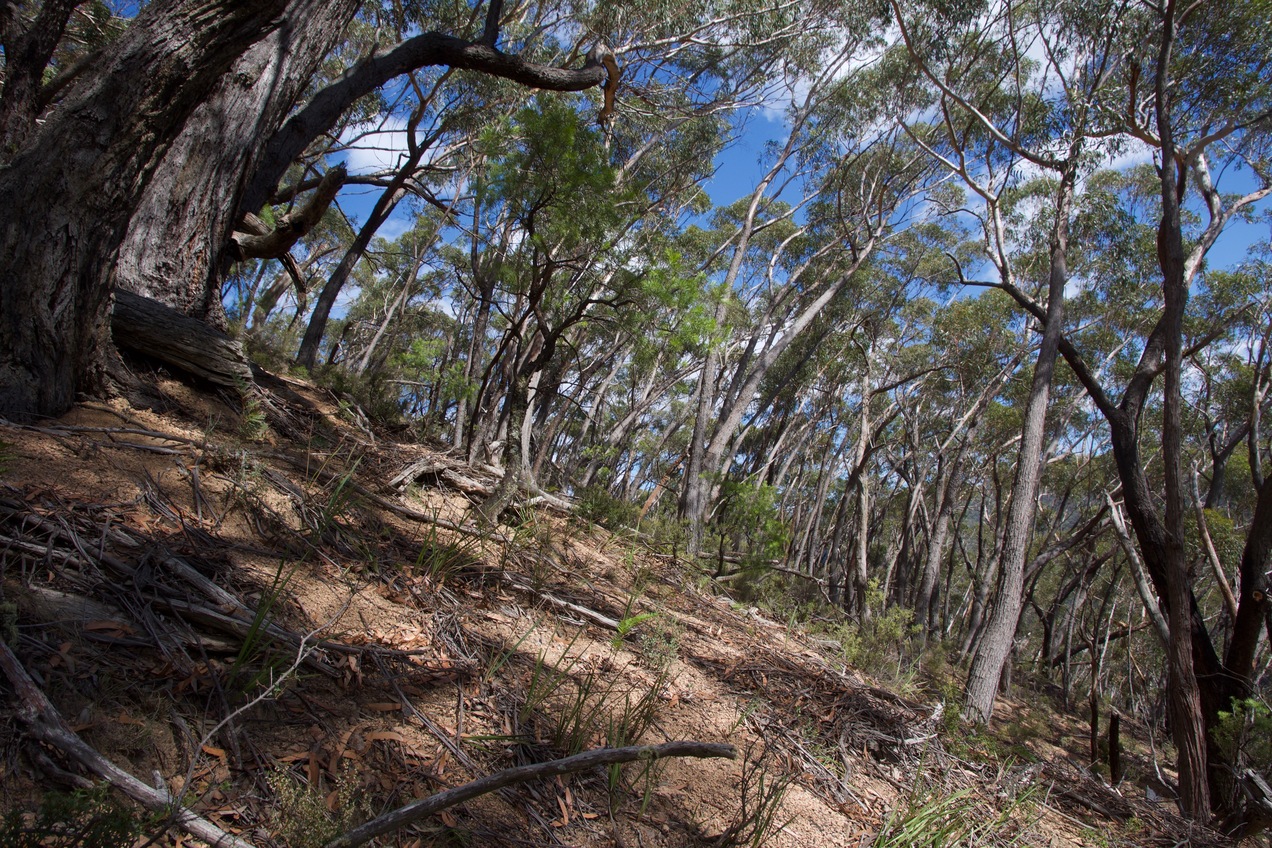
left=2, top=0, right=1271, bottom=834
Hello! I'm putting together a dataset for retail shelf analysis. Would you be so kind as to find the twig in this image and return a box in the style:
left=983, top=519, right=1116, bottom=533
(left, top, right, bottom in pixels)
left=323, top=741, right=737, bottom=848
left=152, top=597, right=340, bottom=677
left=501, top=573, right=621, bottom=631
left=370, top=653, right=557, bottom=837
left=0, top=641, right=256, bottom=848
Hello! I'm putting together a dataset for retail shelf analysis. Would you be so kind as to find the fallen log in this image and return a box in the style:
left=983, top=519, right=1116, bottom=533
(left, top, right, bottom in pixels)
left=324, top=740, right=737, bottom=848
left=112, top=289, right=252, bottom=388
left=0, top=641, right=256, bottom=848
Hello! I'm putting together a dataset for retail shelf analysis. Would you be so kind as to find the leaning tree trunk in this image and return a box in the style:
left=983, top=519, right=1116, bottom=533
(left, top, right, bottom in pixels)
left=0, top=0, right=294, bottom=419
left=917, top=432, right=972, bottom=641
left=852, top=354, right=874, bottom=623
left=963, top=170, right=1073, bottom=724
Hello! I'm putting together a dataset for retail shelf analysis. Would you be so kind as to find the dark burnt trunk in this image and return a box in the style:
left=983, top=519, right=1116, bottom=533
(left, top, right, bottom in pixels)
left=0, top=0, right=79, bottom=159
left=0, top=0, right=293, bottom=419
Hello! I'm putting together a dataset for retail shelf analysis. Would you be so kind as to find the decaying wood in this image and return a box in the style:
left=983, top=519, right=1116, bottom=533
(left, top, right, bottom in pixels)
left=150, top=596, right=341, bottom=677
left=502, top=572, right=622, bottom=631
left=112, top=289, right=252, bottom=388
left=323, top=741, right=737, bottom=848
left=0, top=641, right=257, bottom=848
left=388, top=456, right=450, bottom=489
left=440, top=467, right=494, bottom=496
left=1240, top=769, right=1272, bottom=836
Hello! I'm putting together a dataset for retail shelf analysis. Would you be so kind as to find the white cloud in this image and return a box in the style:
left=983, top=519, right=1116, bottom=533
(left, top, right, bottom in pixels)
left=375, top=210, right=414, bottom=243
left=1102, top=137, right=1155, bottom=172
left=338, top=115, right=412, bottom=175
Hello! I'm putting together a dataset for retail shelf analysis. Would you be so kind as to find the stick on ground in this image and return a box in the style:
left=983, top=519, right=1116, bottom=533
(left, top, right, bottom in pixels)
left=0, top=641, right=256, bottom=848
left=324, top=740, right=738, bottom=848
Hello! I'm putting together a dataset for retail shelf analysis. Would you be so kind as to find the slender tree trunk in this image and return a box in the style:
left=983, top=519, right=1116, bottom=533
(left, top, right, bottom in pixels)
left=354, top=274, right=414, bottom=377
left=296, top=174, right=414, bottom=370
left=852, top=355, right=874, bottom=621
left=918, top=433, right=972, bottom=641
left=964, top=170, right=1073, bottom=723
left=680, top=309, right=723, bottom=553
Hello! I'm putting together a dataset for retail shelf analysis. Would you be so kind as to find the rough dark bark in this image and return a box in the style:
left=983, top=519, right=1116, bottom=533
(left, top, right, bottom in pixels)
left=0, top=0, right=292, bottom=419
left=0, top=1, right=613, bottom=421
left=112, top=290, right=252, bottom=387
left=242, top=37, right=615, bottom=219
left=112, top=0, right=358, bottom=327
left=0, top=0, right=80, bottom=160
left=1226, top=473, right=1272, bottom=684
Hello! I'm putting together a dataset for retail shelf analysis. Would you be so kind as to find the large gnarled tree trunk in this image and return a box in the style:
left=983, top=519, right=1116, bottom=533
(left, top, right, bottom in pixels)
left=0, top=0, right=293, bottom=419
left=0, top=0, right=612, bottom=421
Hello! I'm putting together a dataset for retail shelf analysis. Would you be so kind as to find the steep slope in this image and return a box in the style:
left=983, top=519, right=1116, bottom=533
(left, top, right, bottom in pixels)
left=0, top=371, right=1232, bottom=847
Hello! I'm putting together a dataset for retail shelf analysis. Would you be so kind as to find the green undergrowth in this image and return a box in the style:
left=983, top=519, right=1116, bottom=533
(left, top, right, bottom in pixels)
left=871, top=779, right=1039, bottom=848
left=0, top=787, right=145, bottom=848
left=266, top=761, right=372, bottom=848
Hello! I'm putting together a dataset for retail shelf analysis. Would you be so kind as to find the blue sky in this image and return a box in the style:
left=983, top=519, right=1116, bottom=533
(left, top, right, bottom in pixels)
left=327, top=88, right=1269, bottom=314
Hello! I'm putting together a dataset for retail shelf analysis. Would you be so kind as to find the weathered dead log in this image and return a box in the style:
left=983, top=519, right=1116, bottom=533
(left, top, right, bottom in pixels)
left=388, top=456, right=450, bottom=490
left=324, top=740, right=736, bottom=848
left=0, top=641, right=257, bottom=848
left=112, top=289, right=252, bottom=388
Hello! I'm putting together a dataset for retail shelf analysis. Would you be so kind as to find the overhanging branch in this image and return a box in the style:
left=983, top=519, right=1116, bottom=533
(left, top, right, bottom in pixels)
left=243, top=33, right=616, bottom=216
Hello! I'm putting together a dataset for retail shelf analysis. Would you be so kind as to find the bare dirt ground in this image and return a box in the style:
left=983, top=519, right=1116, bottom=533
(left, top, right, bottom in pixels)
left=0, top=371, right=1240, bottom=847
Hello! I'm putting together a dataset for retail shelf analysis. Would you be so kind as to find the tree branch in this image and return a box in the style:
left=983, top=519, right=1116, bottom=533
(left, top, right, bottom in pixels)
left=0, top=641, right=257, bottom=848
left=323, top=741, right=737, bottom=848
left=230, top=165, right=346, bottom=260
left=243, top=33, right=614, bottom=216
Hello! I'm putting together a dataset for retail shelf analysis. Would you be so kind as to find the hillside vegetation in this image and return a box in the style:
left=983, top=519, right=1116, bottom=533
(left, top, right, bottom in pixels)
left=0, top=0, right=1270, bottom=843
left=0, top=372, right=1240, bottom=847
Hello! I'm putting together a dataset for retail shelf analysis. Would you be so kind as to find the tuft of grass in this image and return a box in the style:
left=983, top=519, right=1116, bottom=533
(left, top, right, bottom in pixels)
left=516, top=644, right=668, bottom=804
left=225, top=558, right=295, bottom=698
left=707, top=748, right=790, bottom=848
left=872, top=780, right=1038, bottom=847
left=414, top=515, right=483, bottom=584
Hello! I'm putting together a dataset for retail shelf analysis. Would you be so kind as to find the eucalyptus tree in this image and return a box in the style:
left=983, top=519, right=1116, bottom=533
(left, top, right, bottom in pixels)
left=1032, top=4, right=1270, bottom=819
left=896, top=0, right=1272, bottom=817
left=893, top=0, right=1135, bottom=726
left=912, top=291, right=1027, bottom=642
left=0, top=0, right=617, bottom=419
left=677, top=59, right=942, bottom=553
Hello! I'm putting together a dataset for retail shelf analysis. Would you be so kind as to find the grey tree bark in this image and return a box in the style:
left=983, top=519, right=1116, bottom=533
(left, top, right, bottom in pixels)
left=963, top=171, right=1074, bottom=723
left=0, top=0, right=294, bottom=419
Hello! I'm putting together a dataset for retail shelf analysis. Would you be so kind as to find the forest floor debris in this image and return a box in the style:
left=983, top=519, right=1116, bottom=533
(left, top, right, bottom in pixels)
left=0, top=374, right=1239, bottom=847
